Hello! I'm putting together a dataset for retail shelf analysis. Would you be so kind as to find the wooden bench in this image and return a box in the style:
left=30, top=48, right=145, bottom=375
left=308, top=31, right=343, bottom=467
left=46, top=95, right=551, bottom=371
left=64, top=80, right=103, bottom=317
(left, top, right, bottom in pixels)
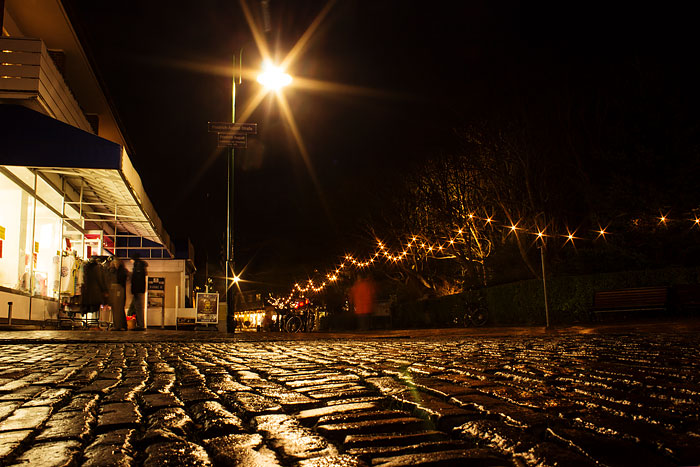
left=592, top=286, right=669, bottom=318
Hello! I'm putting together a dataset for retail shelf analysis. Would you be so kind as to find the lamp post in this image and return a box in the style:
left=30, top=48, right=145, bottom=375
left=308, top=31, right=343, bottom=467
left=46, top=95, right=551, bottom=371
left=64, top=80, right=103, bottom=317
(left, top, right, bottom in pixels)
left=224, top=54, right=292, bottom=332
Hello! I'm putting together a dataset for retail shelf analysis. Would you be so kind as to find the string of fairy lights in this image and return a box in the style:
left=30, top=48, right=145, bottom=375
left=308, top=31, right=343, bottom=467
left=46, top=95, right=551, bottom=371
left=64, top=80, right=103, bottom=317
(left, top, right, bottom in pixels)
left=271, top=209, right=700, bottom=305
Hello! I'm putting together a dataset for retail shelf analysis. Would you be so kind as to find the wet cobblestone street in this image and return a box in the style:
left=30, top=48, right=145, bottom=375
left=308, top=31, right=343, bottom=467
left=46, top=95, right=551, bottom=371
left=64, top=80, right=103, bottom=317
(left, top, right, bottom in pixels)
left=1, top=330, right=699, bottom=466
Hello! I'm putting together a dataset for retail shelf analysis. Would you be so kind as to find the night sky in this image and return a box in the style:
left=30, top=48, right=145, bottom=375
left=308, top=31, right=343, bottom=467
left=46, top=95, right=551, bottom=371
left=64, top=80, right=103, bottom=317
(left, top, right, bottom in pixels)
left=64, top=1, right=699, bottom=289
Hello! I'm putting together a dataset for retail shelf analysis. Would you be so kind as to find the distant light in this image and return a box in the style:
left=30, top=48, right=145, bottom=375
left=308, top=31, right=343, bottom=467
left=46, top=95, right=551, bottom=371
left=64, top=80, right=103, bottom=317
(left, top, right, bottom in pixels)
left=233, top=275, right=241, bottom=284
left=257, top=60, right=292, bottom=90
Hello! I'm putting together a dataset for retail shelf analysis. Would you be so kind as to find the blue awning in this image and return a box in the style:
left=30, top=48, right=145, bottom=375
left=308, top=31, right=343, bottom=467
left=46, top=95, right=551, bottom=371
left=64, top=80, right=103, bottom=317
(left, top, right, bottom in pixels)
left=0, top=104, right=122, bottom=169
left=0, top=104, right=172, bottom=254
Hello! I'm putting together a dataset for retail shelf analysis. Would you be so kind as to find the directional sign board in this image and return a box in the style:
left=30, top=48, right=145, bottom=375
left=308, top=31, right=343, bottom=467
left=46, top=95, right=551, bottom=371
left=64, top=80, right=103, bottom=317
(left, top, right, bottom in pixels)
left=208, top=122, right=257, bottom=134
left=217, top=133, right=247, bottom=148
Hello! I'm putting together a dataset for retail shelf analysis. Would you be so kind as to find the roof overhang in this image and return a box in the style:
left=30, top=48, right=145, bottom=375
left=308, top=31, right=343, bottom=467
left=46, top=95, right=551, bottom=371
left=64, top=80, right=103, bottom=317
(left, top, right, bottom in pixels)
left=0, top=104, right=171, bottom=251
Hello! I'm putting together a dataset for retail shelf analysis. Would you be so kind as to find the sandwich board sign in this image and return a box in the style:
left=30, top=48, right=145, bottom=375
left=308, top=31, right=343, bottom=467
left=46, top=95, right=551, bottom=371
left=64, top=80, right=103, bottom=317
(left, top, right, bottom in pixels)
left=196, top=292, right=219, bottom=324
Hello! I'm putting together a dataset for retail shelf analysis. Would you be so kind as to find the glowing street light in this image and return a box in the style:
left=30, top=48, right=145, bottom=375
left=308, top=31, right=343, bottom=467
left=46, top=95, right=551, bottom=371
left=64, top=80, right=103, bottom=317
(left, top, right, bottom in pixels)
left=257, top=60, right=292, bottom=90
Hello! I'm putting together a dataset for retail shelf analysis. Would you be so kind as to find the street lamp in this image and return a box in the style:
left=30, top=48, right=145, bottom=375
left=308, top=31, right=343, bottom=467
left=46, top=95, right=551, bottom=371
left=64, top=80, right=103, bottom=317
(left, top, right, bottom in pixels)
left=256, top=60, right=293, bottom=90
left=225, top=54, right=291, bottom=331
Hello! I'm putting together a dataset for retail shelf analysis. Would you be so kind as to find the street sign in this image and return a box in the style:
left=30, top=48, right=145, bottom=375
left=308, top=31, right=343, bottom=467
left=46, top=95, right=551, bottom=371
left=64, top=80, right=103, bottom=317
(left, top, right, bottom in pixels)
left=208, top=121, right=257, bottom=134
left=217, top=133, right=247, bottom=148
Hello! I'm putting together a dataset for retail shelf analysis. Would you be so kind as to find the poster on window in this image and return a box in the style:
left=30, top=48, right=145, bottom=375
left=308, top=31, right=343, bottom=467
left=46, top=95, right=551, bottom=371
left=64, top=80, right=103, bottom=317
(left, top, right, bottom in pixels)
left=147, top=277, right=165, bottom=309
left=196, top=292, right=219, bottom=324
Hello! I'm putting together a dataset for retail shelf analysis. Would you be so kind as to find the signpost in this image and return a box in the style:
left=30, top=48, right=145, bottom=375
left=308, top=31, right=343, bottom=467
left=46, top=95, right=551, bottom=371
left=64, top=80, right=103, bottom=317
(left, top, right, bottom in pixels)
left=196, top=292, right=219, bottom=325
left=208, top=118, right=258, bottom=333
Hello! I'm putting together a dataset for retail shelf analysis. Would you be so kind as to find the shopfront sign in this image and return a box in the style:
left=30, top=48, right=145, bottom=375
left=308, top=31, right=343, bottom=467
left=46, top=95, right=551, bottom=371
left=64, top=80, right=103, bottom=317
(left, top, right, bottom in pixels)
left=196, top=292, right=219, bottom=324
left=0, top=225, right=5, bottom=240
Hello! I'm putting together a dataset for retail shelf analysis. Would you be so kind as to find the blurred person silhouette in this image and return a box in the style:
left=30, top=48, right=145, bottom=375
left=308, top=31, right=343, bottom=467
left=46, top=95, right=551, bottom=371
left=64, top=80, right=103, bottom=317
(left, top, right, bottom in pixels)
left=130, top=253, right=147, bottom=330
left=108, top=257, right=128, bottom=330
left=349, top=273, right=376, bottom=330
left=82, top=256, right=107, bottom=324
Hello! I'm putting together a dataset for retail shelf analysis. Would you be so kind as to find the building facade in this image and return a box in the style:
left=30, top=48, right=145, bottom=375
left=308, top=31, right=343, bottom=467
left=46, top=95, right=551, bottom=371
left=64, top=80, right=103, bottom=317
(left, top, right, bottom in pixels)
left=0, top=0, right=194, bottom=326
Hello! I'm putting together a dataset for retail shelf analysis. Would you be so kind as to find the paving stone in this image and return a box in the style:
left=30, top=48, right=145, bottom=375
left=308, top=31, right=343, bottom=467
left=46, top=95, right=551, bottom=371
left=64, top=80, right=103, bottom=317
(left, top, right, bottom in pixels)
left=35, top=409, right=94, bottom=441
left=0, top=379, right=30, bottom=392
left=89, top=427, right=137, bottom=449
left=546, top=425, right=677, bottom=467
left=143, top=441, right=212, bottom=466
left=190, top=400, right=245, bottom=437
left=391, top=391, right=478, bottom=431
left=79, top=378, right=121, bottom=394
left=407, top=363, right=446, bottom=377
left=7, top=440, right=81, bottom=467
left=306, top=387, right=374, bottom=401
left=204, top=433, right=282, bottom=466
left=297, top=454, right=368, bottom=467
left=0, top=384, right=46, bottom=401
left=143, top=407, right=194, bottom=440
left=59, top=393, right=99, bottom=413
left=224, top=391, right=283, bottom=417
left=0, top=429, right=32, bottom=458
left=82, top=441, right=135, bottom=467
left=371, top=448, right=508, bottom=466
left=177, top=385, right=218, bottom=404
left=317, top=410, right=408, bottom=426
left=343, top=430, right=449, bottom=449
left=0, top=400, right=21, bottom=421
left=147, top=373, right=176, bottom=393
left=141, top=392, right=183, bottom=413
left=455, top=419, right=538, bottom=455
left=297, top=401, right=382, bottom=425
left=516, top=441, right=598, bottom=466
left=0, top=405, right=51, bottom=431
left=259, top=387, right=318, bottom=411
left=317, top=416, right=428, bottom=440
left=408, top=376, right=481, bottom=399
left=254, top=413, right=337, bottom=461
left=326, top=396, right=387, bottom=406
left=97, top=401, right=141, bottom=430
left=294, top=382, right=364, bottom=393
left=21, top=387, right=72, bottom=408
left=346, top=440, right=468, bottom=460
left=365, top=377, right=412, bottom=396
left=208, top=377, right=252, bottom=394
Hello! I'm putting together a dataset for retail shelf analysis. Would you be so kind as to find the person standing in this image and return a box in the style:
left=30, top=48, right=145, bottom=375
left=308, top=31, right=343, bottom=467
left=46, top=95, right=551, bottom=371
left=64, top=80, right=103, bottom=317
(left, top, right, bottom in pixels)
left=82, top=257, right=107, bottom=325
left=130, top=253, right=147, bottom=329
left=349, top=274, right=376, bottom=331
left=109, top=257, right=128, bottom=330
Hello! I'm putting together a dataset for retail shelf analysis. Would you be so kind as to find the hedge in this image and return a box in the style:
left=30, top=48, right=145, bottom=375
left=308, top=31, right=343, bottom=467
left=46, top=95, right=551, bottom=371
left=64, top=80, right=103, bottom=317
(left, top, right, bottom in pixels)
left=394, top=266, right=700, bottom=327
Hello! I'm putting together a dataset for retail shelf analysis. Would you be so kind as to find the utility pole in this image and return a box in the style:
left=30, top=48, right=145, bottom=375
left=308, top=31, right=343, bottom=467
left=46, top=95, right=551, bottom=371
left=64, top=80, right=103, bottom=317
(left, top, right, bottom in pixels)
left=1, top=0, right=6, bottom=34
left=540, top=245, right=550, bottom=328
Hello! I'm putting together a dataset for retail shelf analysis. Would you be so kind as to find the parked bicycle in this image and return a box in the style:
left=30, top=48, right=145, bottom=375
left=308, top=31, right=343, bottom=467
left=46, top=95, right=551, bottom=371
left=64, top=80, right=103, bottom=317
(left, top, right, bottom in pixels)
left=275, top=299, right=316, bottom=333
left=282, top=309, right=311, bottom=332
left=453, top=298, right=489, bottom=327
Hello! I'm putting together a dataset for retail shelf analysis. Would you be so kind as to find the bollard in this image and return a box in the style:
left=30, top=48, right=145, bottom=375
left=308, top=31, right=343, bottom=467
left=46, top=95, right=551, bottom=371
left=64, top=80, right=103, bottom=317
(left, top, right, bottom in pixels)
left=7, top=302, right=12, bottom=326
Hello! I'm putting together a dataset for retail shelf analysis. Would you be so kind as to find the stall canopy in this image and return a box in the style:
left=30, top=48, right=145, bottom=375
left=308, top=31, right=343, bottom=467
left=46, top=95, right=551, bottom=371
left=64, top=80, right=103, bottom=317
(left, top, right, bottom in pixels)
left=0, top=104, right=172, bottom=253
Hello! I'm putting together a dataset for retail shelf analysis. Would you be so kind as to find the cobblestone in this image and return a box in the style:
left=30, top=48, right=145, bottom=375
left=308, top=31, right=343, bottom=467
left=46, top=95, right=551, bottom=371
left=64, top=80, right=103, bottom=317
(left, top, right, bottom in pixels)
left=0, top=329, right=698, bottom=465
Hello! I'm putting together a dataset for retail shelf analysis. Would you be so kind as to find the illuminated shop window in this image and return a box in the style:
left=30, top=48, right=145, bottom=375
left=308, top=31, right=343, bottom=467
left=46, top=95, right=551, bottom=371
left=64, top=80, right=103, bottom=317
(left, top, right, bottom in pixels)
left=0, top=171, right=35, bottom=292
left=33, top=200, right=62, bottom=298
